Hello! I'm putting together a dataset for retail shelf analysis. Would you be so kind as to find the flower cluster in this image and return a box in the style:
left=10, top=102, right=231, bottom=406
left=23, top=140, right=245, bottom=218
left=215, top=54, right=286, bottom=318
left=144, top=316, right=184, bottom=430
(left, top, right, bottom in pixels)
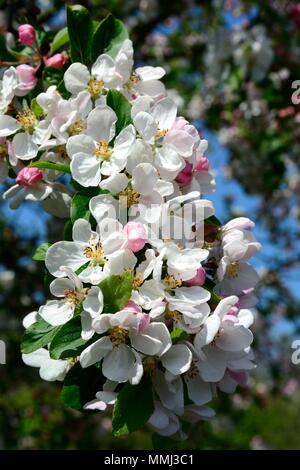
left=1, top=11, right=261, bottom=440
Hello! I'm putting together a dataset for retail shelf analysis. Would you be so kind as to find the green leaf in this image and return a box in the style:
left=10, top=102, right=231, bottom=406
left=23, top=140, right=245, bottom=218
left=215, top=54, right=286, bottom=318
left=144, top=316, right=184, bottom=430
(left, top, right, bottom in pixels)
left=170, top=328, right=188, bottom=344
left=66, top=5, right=93, bottom=64
left=71, top=194, right=90, bottom=224
left=49, top=316, right=93, bottom=360
left=91, top=14, right=128, bottom=61
left=28, top=161, right=71, bottom=174
left=99, top=272, right=132, bottom=313
left=50, top=27, right=69, bottom=54
left=30, top=98, right=44, bottom=118
left=106, top=89, right=132, bottom=135
left=43, top=66, right=64, bottom=87
left=61, top=362, right=105, bottom=410
left=32, top=242, right=51, bottom=261
left=63, top=220, right=73, bottom=241
left=0, top=34, right=17, bottom=61
left=21, top=319, right=61, bottom=354
left=112, top=375, right=154, bottom=436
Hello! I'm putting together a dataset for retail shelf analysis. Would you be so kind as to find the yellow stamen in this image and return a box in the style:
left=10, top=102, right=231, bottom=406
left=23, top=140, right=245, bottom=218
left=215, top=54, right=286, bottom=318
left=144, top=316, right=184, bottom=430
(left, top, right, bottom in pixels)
left=83, top=242, right=104, bottom=265
left=143, top=357, right=157, bottom=376
left=0, top=144, right=7, bottom=160
left=68, top=119, right=85, bottom=136
left=163, top=274, right=182, bottom=289
left=95, top=140, right=112, bottom=161
left=155, top=128, right=168, bottom=145
left=119, top=188, right=140, bottom=207
left=126, top=71, right=141, bottom=90
left=110, top=326, right=129, bottom=345
left=64, top=288, right=87, bottom=305
left=131, top=271, right=143, bottom=289
left=227, top=262, right=239, bottom=278
left=87, top=78, right=104, bottom=98
left=16, top=109, right=37, bottom=133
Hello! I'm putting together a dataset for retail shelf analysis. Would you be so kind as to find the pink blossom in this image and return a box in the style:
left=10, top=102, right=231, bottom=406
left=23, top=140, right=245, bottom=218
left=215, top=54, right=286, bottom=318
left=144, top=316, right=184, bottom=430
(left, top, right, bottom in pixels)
left=123, top=300, right=142, bottom=313
left=185, top=267, right=206, bottom=286
left=15, top=65, right=38, bottom=96
left=45, top=53, right=67, bottom=68
left=18, top=24, right=36, bottom=46
left=175, top=161, right=193, bottom=187
left=123, top=221, right=147, bottom=252
left=194, top=156, right=209, bottom=172
left=16, top=167, right=43, bottom=187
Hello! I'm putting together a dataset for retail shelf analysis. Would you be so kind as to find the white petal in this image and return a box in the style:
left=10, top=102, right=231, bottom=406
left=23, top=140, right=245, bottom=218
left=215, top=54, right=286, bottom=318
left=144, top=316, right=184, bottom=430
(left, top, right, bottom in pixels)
left=162, top=344, right=192, bottom=375
left=46, top=241, right=86, bottom=277
left=87, top=105, right=116, bottom=142
left=102, top=344, right=136, bottom=382
left=83, top=286, right=104, bottom=317
left=216, top=325, right=253, bottom=352
left=64, top=63, right=90, bottom=94
left=80, top=310, right=94, bottom=340
left=12, top=132, right=38, bottom=160
left=194, top=314, right=221, bottom=350
left=143, top=322, right=172, bottom=356
left=89, top=194, right=119, bottom=224
left=0, top=115, right=20, bottom=136
left=70, top=153, right=102, bottom=187
left=39, top=300, right=74, bottom=326
left=72, top=219, right=94, bottom=243
left=23, top=311, right=39, bottom=328
left=80, top=336, right=113, bottom=368
left=91, top=54, right=116, bottom=82
left=132, top=163, right=158, bottom=195
left=100, top=173, right=128, bottom=192
left=134, top=111, right=157, bottom=142
left=66, top=134, right=95, bottom=159
left=185, top=375, right=213, bottom=406
left=136, top=66, right=165, bottom=81
left=50, top=277, right=75, bottom=297
left=152, top=97, right=177, bottom=130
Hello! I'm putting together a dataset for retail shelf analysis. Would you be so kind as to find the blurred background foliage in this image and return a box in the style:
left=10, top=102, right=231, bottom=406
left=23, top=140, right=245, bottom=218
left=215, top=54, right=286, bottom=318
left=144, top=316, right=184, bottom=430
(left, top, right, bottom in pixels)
left=1, top=0, right=300, bottom=449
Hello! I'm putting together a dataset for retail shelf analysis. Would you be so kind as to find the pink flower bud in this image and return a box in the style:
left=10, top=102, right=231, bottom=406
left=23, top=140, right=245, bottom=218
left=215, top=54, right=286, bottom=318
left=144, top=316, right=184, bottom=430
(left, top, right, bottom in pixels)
left=15, top=65, right=38, bottom=96
left=16, top=167, right=43, bottom=186
left=45, top=53, right=66, bottom=68
left=194, top=156, right=209, bottom=172
left=123, top=222, right=147, bottom=252
left=18, top=24, right=36, bottom=46
left=185, top=267, right=206, bottom=286
left=175, top=161, right=193, bottom=187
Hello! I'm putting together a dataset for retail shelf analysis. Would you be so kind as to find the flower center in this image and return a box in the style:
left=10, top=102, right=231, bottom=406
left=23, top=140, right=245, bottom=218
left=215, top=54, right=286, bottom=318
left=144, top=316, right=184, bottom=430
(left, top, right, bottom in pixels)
left=83, top=242, right=104, bottom=265
left=120, top=188, right=140, bottom=207
left=164, top=307, right=180, bottom=321
left=0, top=144, right=7, bottom=160
left=126, top=71, right=141, bottom=90
left=56, top=144, right=69, bottom=160
left=227, top=261, right=239, bottom=278
left=64, top=288, right=86, bottom=305
left=155, top=128, right=168, bottom=145
left=143, top=357, right=157, bottom=376
left=87, top=78, right=104, bottom=98
left=68, top=119, right=85, bottom=136
left=185, top=360, right=199, bottom=380
left=110, top=326, right=129, bottom=345
left=130, top=271, right=143, bottom=289
left=163, top=274, right=182, bottom=289
left=16, top=109, right=37, bottom=133
left=95, top=140, right=112, bottom=160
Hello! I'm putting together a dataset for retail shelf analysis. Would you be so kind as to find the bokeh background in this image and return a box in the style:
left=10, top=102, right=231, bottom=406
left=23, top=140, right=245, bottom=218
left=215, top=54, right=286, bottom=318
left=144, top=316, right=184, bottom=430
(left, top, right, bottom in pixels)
left=1, top=0, right=300, bottom=450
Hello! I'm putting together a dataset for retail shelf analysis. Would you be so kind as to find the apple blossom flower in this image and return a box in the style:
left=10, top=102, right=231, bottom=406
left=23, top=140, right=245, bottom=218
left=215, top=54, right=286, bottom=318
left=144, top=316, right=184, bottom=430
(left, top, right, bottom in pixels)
left=67, top=105, right=135, bottom=186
